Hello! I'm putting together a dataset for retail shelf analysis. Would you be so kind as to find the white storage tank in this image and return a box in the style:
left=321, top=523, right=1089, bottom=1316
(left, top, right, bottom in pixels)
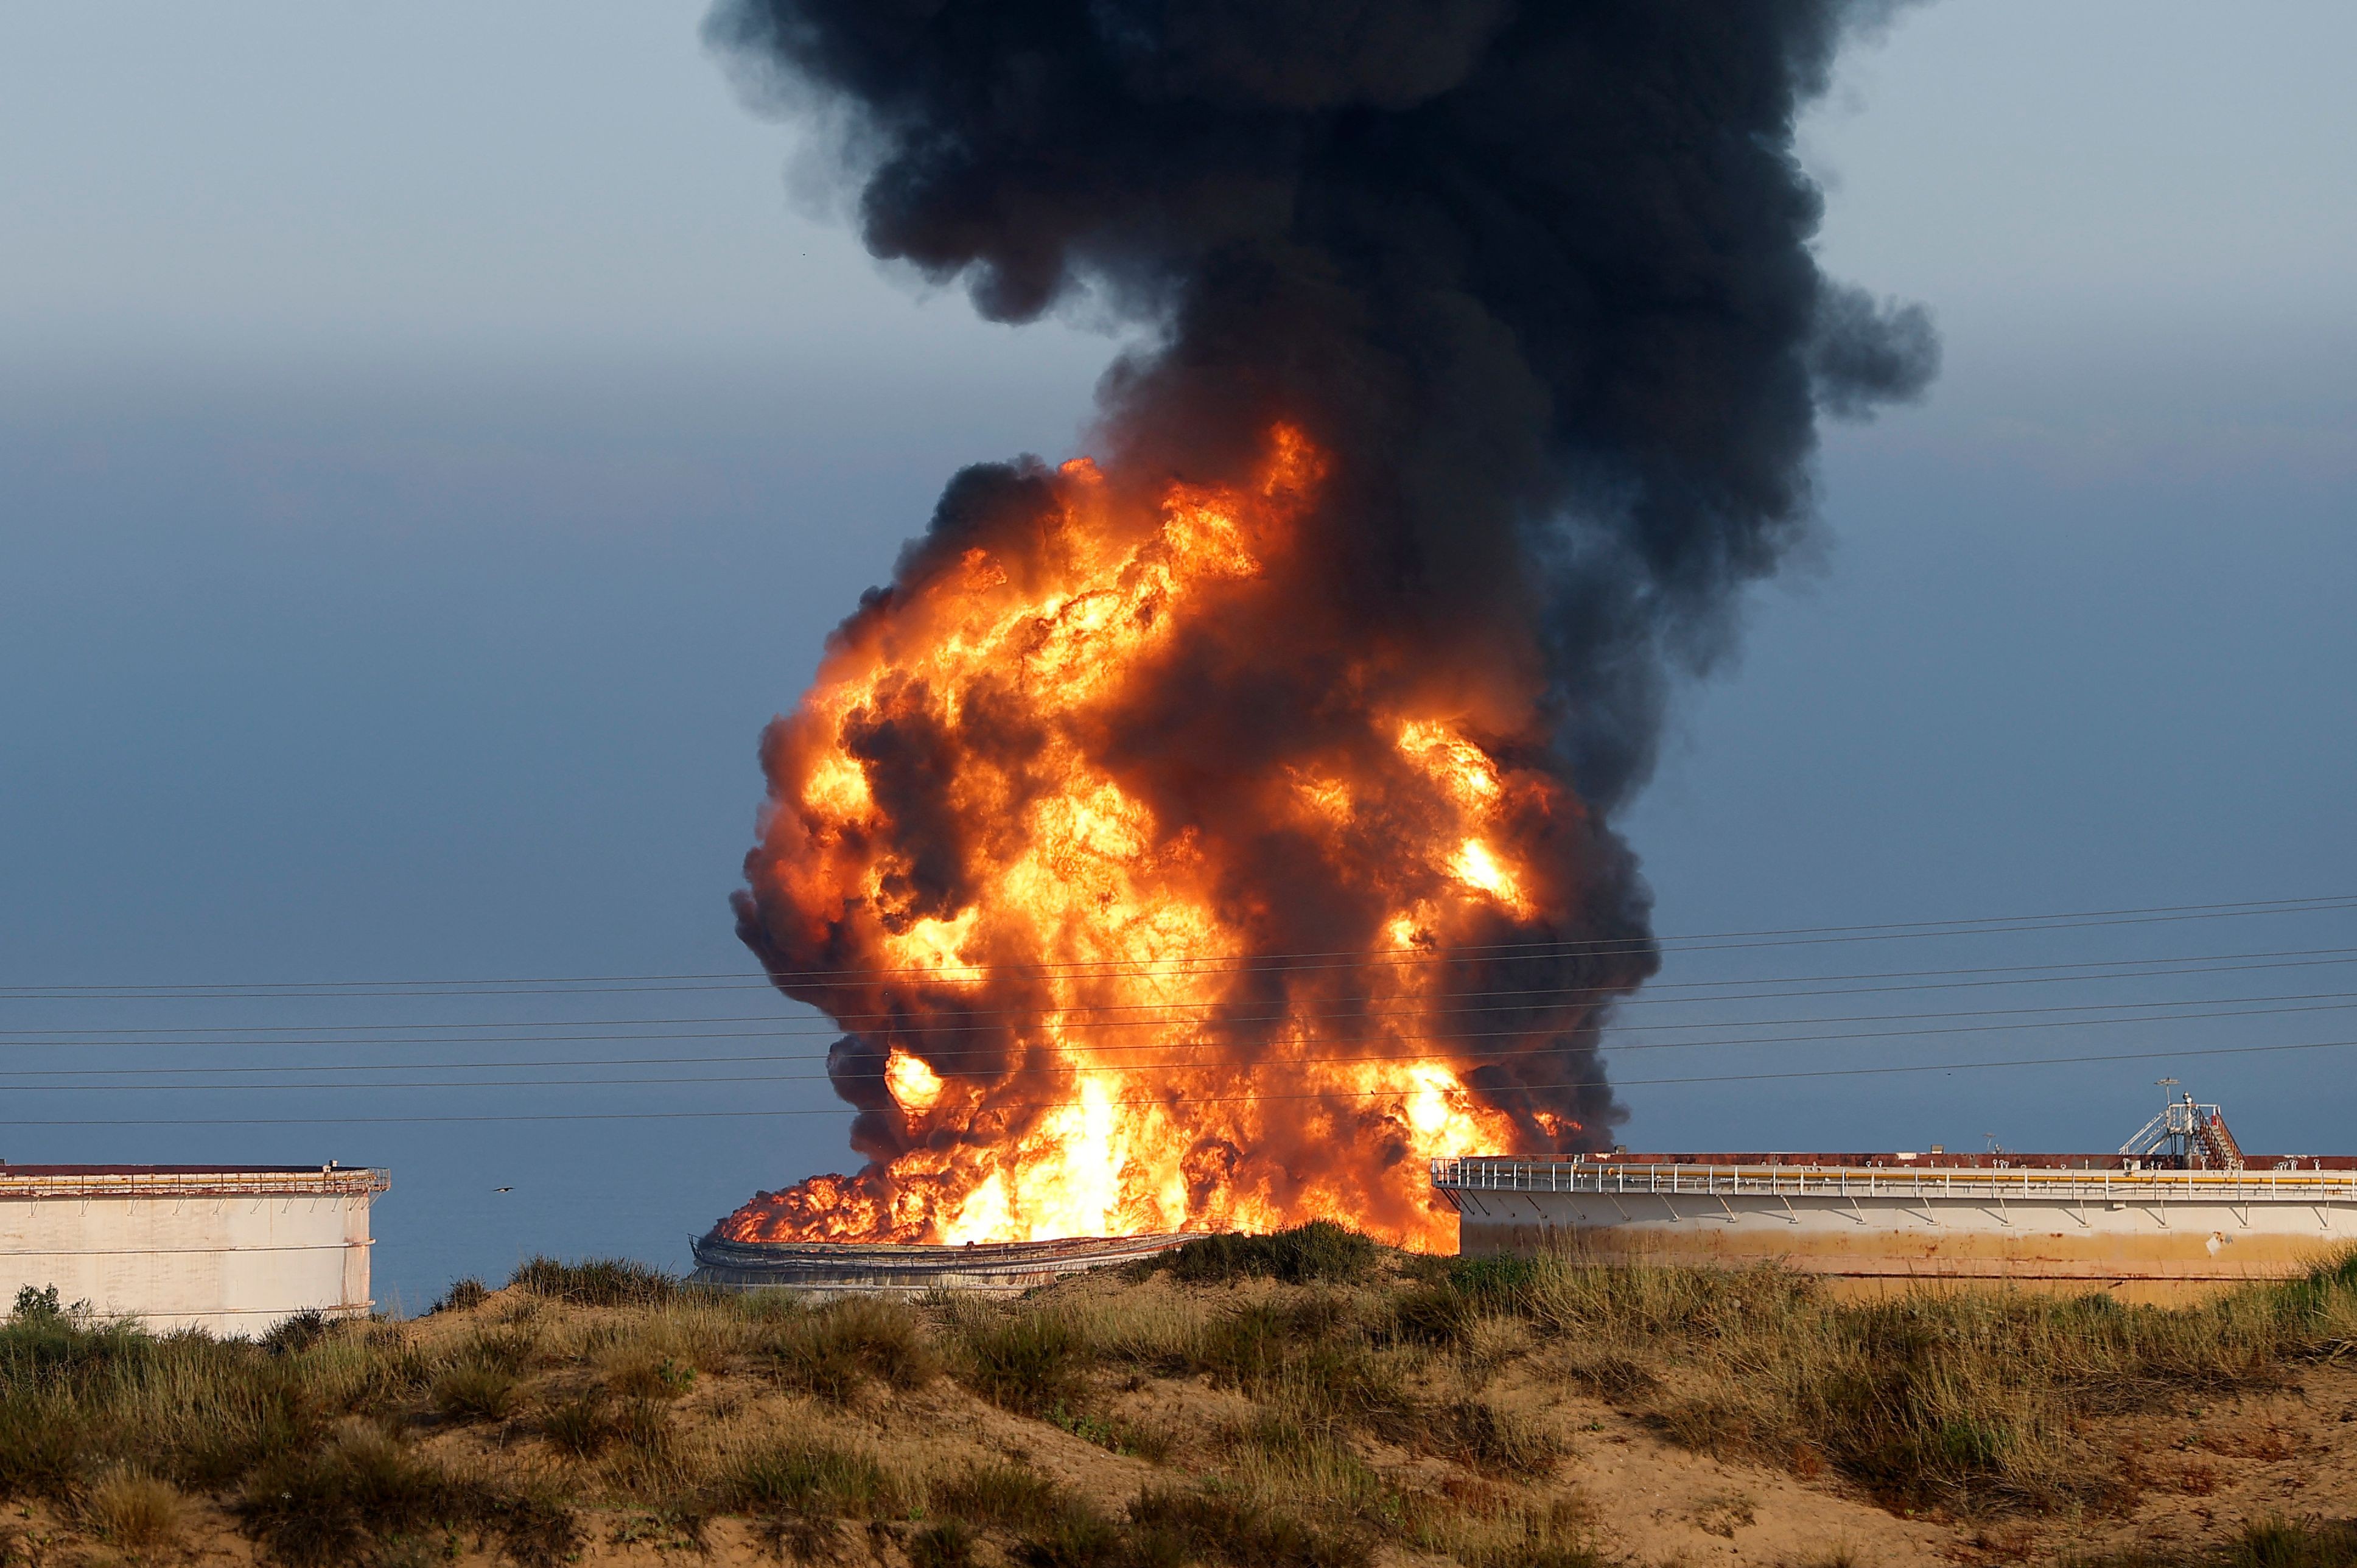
left=1435, top=1090, right=2356, bottom=1302
left=0, top=1163, right=388, bottom=1335
left=1435, top=1152, right=2355, bottom=1301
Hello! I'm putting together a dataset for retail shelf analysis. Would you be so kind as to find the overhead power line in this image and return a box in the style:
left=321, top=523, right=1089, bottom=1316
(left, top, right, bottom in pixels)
left=4, top=893, right=2352, bottom=1000
left=9, top=946, right=2357, bottom=1048
left=4, top=956, right=2355, bottom=1054
left=2, top=1032, right=2354, bottom=1125
left=4, top=992, right=2356, bottom=1086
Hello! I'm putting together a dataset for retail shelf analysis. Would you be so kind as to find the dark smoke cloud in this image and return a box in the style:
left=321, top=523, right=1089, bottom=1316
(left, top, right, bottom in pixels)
left=710, top=0, right=1934, bottom=808
left=712, top=0, right=1937, bottom=1177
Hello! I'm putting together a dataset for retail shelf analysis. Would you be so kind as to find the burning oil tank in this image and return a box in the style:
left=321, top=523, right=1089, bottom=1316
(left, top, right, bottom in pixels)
left=1435, top=1091, right=2355, bottom=1301
left=0, top=1163, right=387, bottom=1334
left=688, top=1230, right=1188, bottom=1297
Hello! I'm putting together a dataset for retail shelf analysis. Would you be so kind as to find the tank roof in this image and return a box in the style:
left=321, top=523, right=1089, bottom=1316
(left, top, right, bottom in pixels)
left=690, top=1230, right=1188, bottom=1294
left=1484, top=1151, right=2357, bottom=1171
left=0, top=1164, right=388, bottom=1196
left=0, top=1163, right=368, bottom=1176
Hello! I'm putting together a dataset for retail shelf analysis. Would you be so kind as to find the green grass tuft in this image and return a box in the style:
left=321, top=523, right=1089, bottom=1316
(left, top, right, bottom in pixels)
left=952, top=1307, right=1087, bottom=1416
left=1436, top=1398, right=1564, bottom=1480
left=538, top=1391, right=615, bottom=1458
left=1129, top=1483, right=1371, bottom=1568
left=508, top=1256, right=679, bottom=1307
left=1009, top=1508, right=1130, bottom=1568
left=431, top=1362, right=520, bottom=1424
left=715, top=1436, right=904, bottom=1519
left=933, top=1461, right=1079, bottom=1535
left=755, top=1293, right=937, bottom=1401
left=261, top=1308, right=330, bottom=1356
left=2068, top=1517, right=2357, bottom=1568
left=1046, top=1400, right=1174, bottom=1460
left=911, top=1517, right=979, bottom=1568
left=237, top=1422, right=580, bottom=1567
left=1154, top=1222, right=1381, bottom=1286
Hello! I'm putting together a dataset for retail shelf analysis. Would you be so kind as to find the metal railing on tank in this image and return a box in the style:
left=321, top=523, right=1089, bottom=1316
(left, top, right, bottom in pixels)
left=0, top=1167, right=389, bottom=1202
left=1429, top=1157, right=2357, bottom=1206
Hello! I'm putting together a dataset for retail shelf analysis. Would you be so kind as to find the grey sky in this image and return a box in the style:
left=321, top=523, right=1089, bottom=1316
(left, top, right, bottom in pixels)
left=2, top=2, right=2352, bottom=1301
left=11, top=4, right=2356, bottom=363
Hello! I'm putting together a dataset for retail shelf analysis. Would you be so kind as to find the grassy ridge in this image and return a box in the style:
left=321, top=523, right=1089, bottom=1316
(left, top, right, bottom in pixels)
left=1395, top=1246, right=2357, bottom=1511
left=0, top=1241, right=2346, bottom=1564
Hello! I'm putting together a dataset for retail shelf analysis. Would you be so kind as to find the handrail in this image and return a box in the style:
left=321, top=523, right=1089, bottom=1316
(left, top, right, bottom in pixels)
left=1429, top=1158, right=2357, bottom=1203
left=0, top=1169, right=388, bottom=1200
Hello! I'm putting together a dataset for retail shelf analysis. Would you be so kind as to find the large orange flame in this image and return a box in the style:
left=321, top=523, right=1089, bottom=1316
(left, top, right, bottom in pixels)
left=725, top=427, right=1647, bottom=1249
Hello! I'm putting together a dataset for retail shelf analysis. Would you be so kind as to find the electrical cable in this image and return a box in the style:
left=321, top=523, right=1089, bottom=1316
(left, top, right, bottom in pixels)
left=5, top=993, right=2356, bottom=1087
left=5, top=968, right=2356, bottom=1061
left=3, top=1031, right=2355, bottom=1125
left=5, top=893, right=2351, bottom=999
left=8, top=947, right=2357, bottom=1049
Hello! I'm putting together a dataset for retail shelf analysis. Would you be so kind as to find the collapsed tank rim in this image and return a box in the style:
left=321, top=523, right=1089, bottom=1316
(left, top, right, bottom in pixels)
left=690, top=1229, right=1194, bottom=1271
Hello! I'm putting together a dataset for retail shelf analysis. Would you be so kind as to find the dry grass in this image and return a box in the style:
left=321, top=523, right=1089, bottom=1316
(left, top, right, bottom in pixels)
left=81, top=1469, right=184, bottom=1550
left=2072, top=1516, right=2357, bottom=1568
left=1436, top=1395, right=1566, bottom=1480
left=430, top=1360, right=522, bottom=1423
left=918, top=1458, right=1368, bottom=1567
left=751, top=1292, right=937, bottom=1401
left=1213, top=1409, right=1399, bottom=1523
left=235, top=1420, right=578, bottom=1567
left=1410, top=1493, right=1600, bottom=1568
left=712, top=1433, right=914, bottom=1557
left=537, top=1390, right=617, bottom=1458
left=507, top=1255, right=679, bottom=1307
left=944, top=1299, right=1089, bottom=1415
left=1512, top=1248, right=2357, bottom=1511
left=0, top=1237, right=2347, bottom=1564
left=1128, top=1482, right=1373, bottom=1567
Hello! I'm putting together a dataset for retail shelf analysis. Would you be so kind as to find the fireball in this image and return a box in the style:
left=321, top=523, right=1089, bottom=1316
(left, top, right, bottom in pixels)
left=727, top=427, right=1650, bottom=1249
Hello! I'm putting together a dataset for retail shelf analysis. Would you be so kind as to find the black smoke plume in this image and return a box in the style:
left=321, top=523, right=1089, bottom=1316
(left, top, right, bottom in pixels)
left=710, top=0, right=1936, bottom=1213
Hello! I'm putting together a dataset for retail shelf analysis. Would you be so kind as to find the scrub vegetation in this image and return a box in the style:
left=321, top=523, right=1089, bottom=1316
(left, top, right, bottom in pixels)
left=0, top=1239, right=2346, bottom=1564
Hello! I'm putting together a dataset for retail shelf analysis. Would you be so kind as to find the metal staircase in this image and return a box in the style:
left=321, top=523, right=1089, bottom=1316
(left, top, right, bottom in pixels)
left=2196, top=1107, right=2245, bottom=1171
left=2118, top=1082, right=2244, bottom=1170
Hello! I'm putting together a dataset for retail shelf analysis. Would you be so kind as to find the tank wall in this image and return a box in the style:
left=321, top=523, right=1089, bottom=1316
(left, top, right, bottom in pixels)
left=1452, top=1184, right=2357, bottom=1303
left=688, top=1231, right=1190, bottom=1297
left=0, top=1191, right=376, bottom=1335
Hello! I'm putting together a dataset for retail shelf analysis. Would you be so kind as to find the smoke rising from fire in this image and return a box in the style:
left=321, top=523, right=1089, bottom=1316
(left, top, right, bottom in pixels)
left=709, top=0, right=1938, bottom=1247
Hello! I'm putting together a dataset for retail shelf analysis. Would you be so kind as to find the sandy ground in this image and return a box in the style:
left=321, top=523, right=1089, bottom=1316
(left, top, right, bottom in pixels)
left=12, top=1328, right=2351, bottom=1567
left=1502, top=1356, right=2357, bottom=1568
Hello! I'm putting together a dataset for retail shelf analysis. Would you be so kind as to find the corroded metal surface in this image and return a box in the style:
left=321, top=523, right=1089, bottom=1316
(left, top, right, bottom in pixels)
left=689, top=1230, right=1191, bottom=1296
left=1437, top=1155, right=2357, bottom=1300
left=0, top=1165, right=388, bottom=1200
left=1438, top=1151, right=2357, bottom=1173
left=1433, top=1157, right=2357, bottom=1200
